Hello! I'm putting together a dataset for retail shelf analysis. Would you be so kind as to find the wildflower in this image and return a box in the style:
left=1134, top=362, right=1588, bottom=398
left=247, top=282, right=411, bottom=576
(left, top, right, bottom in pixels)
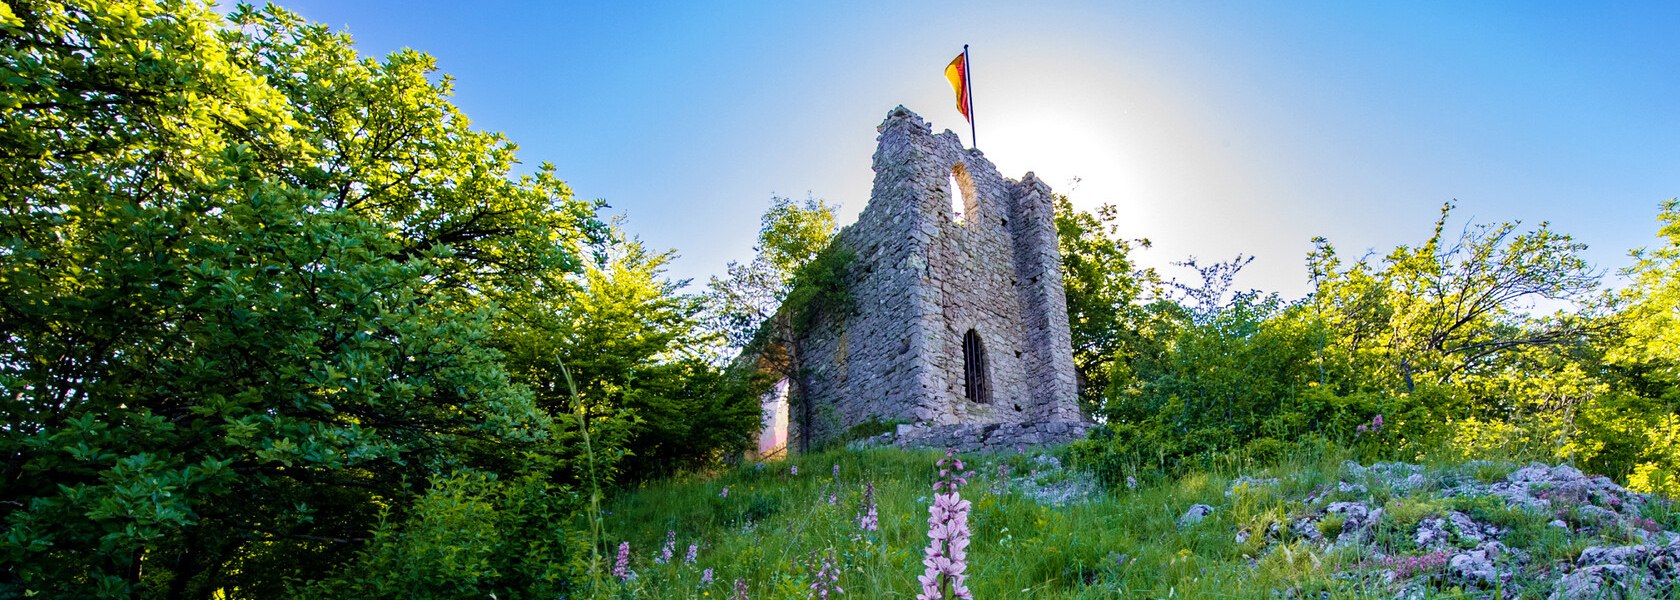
left=828, top=493, right=838, bottom=506
left=1359, top=414, right=1383, bottom=435
left=790, top=465, right=798, bottom=477
left=613, top=541, right=633, bottom=582
left=734, top=578, right=750, bottom=599
left=686, top=543, right=699, bottom=564
left=833, top=463, right=841, bottom=479
left=810, top=550, right=844, bottom=598
left=992, top=462, right=1011, bottom=495
left=856, top=481, right=879, bottom=532
left=701, top=567, right=714, bottom=584
left=656, top=529, right=676, bottom=564
left=720, top=486, right=729, bottom=498
left=1383, top=550, right=1449, bottom=579
left=918, top=449, right=973, bottom=600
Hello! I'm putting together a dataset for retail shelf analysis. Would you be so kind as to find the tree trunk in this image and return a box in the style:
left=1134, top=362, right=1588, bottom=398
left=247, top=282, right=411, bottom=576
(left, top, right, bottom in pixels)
left=1400, top=357, right=1416, bottom=394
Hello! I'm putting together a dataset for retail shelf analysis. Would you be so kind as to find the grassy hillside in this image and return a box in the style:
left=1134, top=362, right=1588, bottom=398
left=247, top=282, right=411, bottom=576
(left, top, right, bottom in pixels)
left=596, top=443, right=1679, bottom=599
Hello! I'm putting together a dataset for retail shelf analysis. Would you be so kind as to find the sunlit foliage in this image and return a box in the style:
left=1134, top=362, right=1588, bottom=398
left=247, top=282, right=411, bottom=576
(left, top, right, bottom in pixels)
left=0, top=2, right=753, bottom=597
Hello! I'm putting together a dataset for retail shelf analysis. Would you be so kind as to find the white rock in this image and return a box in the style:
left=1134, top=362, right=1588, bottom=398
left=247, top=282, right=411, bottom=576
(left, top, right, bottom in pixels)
left=1178, top=504, right=1213, bottom=528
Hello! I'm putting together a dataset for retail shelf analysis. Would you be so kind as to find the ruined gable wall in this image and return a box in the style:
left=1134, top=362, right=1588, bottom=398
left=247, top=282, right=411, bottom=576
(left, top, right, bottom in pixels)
left=920, top=126, right=1037, bottom=425
left=786, top=108, right=941, bottom=444
left=1006, top=176, right=1082, bottom=422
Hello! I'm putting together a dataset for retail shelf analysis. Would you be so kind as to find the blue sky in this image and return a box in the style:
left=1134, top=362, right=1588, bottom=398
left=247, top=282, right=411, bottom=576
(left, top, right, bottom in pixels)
left=268, top=1, right=1678, bottom=299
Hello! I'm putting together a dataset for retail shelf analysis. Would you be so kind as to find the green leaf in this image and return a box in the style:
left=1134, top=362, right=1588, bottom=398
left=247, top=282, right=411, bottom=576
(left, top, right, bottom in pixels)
left=0, top=2, right=21, bottom=30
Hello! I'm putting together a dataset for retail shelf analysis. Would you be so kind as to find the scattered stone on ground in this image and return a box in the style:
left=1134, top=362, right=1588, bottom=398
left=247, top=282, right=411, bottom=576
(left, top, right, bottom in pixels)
left=1324, top=501, right=1382, bottom=545
left=1223, top=459, right=1679, bottom=598
left=1227, top=476, right=1280, bottom=497
left=1179, top=504, right=1214, bottom=528
left=977, top=450, right=1101, bottom=506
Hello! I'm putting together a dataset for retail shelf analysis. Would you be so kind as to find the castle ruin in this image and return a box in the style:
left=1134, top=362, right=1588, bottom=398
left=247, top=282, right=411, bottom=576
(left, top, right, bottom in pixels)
left=752, top=106, right=1092, bottom=455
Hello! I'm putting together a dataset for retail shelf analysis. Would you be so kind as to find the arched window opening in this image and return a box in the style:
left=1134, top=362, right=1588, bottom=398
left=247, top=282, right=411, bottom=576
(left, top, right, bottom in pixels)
left=948, top=163, right=977, bottom=225
left=962, top=329, right=990, bottom=404
left=757, top=378, right=789, bottom=457
left=948, top=173, right=965, bottom=224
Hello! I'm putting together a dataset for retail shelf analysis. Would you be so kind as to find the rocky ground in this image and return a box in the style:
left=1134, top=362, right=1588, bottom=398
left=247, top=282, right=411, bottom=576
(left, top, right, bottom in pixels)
left=1179, top=460, right=1679, bottom=599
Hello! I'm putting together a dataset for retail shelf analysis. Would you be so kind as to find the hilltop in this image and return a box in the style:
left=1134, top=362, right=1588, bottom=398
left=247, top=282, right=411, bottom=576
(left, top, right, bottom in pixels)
left=600, top=444, right=1678, bottom=599
left=7, top=2, right=1679, bottom=597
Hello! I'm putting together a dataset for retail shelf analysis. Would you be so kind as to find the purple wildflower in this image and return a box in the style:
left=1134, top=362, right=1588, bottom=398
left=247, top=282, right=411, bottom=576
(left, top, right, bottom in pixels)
left=1383, top=551, right=1449, bottom=579
left=810, top=550, right=844, bottom=598
left=1360, top=414, right=1383, bottom=435
left=656, top=529, right=676, bottom=564
left=833, top=463, right=841, bottom=480
left=856, top=481, right=879, bottom=532
left=685, top=543, right=698, bottom=564
left=829, top=493, right=838, bottom=506
left=701, top=567, right=714, bottom=585
left=720, top=486, right=729, bottom=498
left=734, top=578, right=750, bottom=599
left=613, top=541, right=633, bottom=582
left=791, top=464, right=798, bottom=477
left=918, top=449, right=973, bottom=600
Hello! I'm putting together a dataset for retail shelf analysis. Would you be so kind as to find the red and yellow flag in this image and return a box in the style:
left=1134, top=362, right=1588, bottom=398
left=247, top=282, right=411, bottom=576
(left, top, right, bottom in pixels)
left=944, top=51, right=971, bottom=123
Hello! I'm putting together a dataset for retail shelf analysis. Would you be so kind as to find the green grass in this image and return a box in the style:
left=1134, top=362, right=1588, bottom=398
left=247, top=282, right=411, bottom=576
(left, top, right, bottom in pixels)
left=597, top=444, right=1369, bottom=598
left=590, top=443, right=1677, bottom=598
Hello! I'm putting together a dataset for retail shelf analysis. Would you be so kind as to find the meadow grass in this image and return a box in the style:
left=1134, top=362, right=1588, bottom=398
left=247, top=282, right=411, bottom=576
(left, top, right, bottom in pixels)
left=594, top=441, right=1679, bottom=598
left=598, top=443, right=1393, bottom=598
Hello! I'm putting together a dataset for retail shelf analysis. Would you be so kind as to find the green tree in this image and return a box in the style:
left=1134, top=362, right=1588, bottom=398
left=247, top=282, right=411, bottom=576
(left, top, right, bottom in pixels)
left=1052, top=195, right=1157, bottom=412
left=498, top=224, right=760, bottom=482
left=706, top=195, right=840, bottom=351
left=0, top=2, right=605, bottom=597
left=1083, top=204, right=1610, bottom=477
left=1308, top=203, right=1602, bottom=396
left=1614, top=199, right=1680, bottom=369
left=225, top=6, right=608, bottom=300
left=1292, top=203, right=1615, bottom=466
left=1599, top=199, right=1680, bottom=495
left=704, top=195, right=849, bottom=451
left=1096, top=257, right=1322, bottom=467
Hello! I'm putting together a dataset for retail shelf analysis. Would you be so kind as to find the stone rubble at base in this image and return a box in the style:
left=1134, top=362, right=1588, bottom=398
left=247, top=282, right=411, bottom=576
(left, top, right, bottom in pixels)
left=849, top=420, right=1096, bottom=454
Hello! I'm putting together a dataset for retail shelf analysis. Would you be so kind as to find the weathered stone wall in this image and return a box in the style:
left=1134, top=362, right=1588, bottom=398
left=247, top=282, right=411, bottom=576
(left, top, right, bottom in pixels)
left=769, top=106, right=1085, bottom=450
left=850, top=421, right=1095, bottom=454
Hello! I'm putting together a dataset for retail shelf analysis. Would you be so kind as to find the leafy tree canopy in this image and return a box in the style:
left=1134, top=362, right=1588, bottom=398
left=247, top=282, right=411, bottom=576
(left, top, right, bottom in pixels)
left=1052, top=194, right=1157, bottom=412
left=705, top=195, right=840, bottom=352
left=0, top=2, right=637, bottom=597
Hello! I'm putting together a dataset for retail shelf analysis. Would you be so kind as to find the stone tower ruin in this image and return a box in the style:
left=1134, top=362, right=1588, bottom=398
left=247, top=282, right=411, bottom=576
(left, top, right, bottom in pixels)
left=752, top=106, right=1090, bottom=455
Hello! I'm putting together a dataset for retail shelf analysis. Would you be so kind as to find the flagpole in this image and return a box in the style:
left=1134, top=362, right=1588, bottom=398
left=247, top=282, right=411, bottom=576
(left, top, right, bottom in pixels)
left=964, top=44, right=976, bottom=149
